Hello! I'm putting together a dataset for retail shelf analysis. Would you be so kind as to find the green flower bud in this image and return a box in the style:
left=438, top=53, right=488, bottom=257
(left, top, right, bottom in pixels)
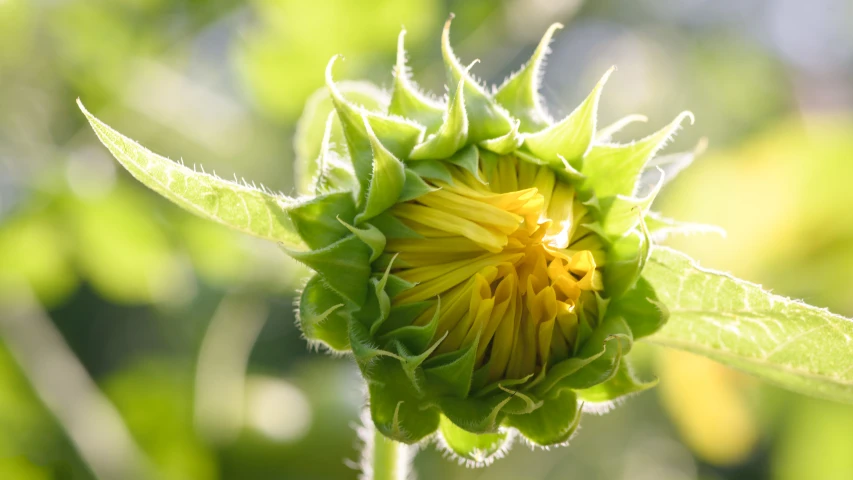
left=293, top=19, right=692, bottom=463
left=79, top=18, right=698, bottom=467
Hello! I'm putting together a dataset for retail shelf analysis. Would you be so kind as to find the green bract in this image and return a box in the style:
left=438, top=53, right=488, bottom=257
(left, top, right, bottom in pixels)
left=79, top=19, right=710, bottom=466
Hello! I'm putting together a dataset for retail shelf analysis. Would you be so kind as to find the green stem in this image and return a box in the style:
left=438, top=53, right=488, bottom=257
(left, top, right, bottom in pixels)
left=367, top=422, right=411, bottom=480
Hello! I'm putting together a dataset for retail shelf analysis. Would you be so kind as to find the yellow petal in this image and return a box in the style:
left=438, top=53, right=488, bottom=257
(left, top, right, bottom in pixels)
left=391, top=203, right=508, bottom=252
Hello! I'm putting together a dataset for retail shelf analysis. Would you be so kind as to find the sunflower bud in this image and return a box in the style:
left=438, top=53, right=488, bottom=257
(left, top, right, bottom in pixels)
left=294, top=19, right=690, bottom=463
left=78, top=17, right=693, bottom=467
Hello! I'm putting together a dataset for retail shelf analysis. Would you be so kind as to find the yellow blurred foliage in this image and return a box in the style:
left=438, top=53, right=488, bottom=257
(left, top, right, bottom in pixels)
left=236, top=0, right=439, bottom=119
left=773, top=397, right=853, bottom=480
left=0, top=456, right=51, bottom=480
left=661, top=116, right=853, bottom=313
left=657, top=349, right=759, bottom=466
left=654, top=116, right=853, bottom=469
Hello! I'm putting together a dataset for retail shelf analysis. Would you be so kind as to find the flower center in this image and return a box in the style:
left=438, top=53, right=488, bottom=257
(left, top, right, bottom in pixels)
left=382, top=154, right=606, bottom=383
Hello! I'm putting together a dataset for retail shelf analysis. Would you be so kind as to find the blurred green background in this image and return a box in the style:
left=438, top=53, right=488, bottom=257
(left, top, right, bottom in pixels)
left=1, top=0, right=852, bottom=478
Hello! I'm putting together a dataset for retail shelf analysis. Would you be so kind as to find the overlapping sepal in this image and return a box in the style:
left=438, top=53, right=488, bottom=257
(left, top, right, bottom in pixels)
left=298, top=274, right=350, bottom=352
left=295, top=81, right=388, bottom=196
left=326, top=57, right=424, bottom=203
left=520, top=67, right=614, bottom=170
left=437, top=416, right=514, bottom=467
left=409, top=80, right=469, bottom=159
left=390, top=29, right=446, bottom=129
left=581, top=111, right=695, bottom=199
left=440, top=18, right=517, bottom=145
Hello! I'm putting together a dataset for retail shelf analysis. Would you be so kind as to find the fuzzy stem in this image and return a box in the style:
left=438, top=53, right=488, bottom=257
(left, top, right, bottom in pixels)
left=372, top=429, right=408, bottom=480
left=359, top=411, right=412, bottom=480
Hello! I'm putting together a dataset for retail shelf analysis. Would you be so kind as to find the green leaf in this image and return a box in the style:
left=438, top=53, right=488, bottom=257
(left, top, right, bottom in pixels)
left=521, top=67, right=614, bottom=169
left=643, top=247, right=853, bottom=404
left=504, top=389, right=580, bottom=446
left=494, top=23, right=563, bottom=132
left=298, top=275, right=350, bottom=351
left=437, top=415, right=513, bottom=467
left=78, top=100, right=304, bottom=248
left=581, top=111, right=694, bottom=199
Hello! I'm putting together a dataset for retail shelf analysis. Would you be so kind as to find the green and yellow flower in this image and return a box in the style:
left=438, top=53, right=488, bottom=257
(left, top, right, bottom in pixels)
left=292, top=19, right=693, bottom=462
left=81, top=19, right=697, bottom=466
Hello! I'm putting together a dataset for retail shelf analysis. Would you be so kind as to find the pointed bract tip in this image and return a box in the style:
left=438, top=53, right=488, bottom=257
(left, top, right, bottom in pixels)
left=325, top=55, right=350, bottom=105
left=396, top=28, right=407, bottom=68
left=76, top=98, right=96, bottom=121
left=442, top=15, right=462, bottom=62
left=441, top=16, right=475, bottom=90
left=601, top=65, right=617, bottom=84
left=540, top=22, right=564, bottom=45
left=442, top=16, right=453, bottom=45
left=587, top=67, right=617, bottom=104
left=678, top=110, right=696, bottom=126
left=325, top=55, right=340, bottom=86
